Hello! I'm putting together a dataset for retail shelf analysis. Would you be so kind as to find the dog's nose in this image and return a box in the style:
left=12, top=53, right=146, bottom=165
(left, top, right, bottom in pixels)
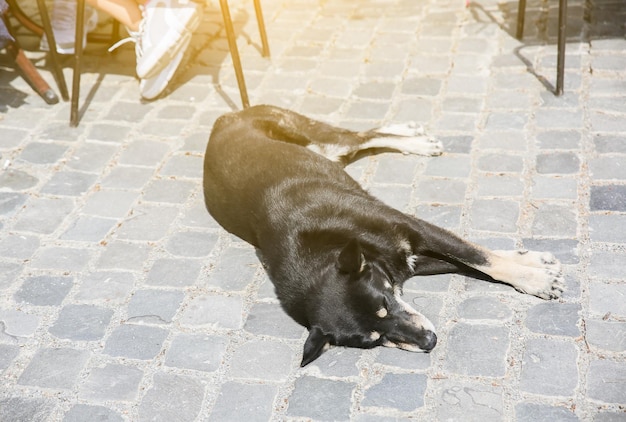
left=422, top=331, right=437, bottom=352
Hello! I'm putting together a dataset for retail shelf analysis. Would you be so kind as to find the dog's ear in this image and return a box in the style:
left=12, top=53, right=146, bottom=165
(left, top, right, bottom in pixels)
left=301, top=326, right=331, bottom=367
left=337, top=238, right=364, bottom=274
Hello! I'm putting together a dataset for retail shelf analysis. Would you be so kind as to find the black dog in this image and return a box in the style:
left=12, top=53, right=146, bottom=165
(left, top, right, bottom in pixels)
left=203, top=105, right=564, bottom=366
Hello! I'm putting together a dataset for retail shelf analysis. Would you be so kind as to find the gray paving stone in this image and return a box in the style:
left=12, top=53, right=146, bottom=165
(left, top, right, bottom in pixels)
left=589, top=251, right=626, bottom=279
left=81, top=189, right=138, bottom=218
left=179, top=293, right=244, bottom=329
left=97, top=241, right=152, bottom=270
left=229, top=339, right=294, bottom=381
left=0, top=344, right=20, bottom=369
left=0, top=233, right=40, bottom=259
left=593, top=134, right=626, bottom=154
left=66, top=143, right=118, bottom=172
left=13, top=196, right=74, bottom=234
left=143, top=178, right=195, bottom=203
left=416, top=178, right=467, bottom=203
left=587, top=359, right=626, bottom=404
left=29, top=246, right=92, bottom=271
left=138, top=373, right=204, bottom=422
left=244, top=302, right=304, bottom=339
left=0, top=397, right=55, bottom=422
left=116, top=204, right=179, bottom=241
left=519, top=338, right=578, bottom=396
left=445, top=323, right=510, bottom=376
left=146, top=258, right=201, bottom=287
left=436, top=112, right=478, bottom=132
left=531, top=176, right=578, bottom=200
left=207, top=247, right=259, bottom=291
left=165, top=230, right=218, bottom=257
left=525, top=302, right=581, bottom=336
left=40, top=171, right=97, bottom=196
left=536, top=152, right=581, bottom=174
left=589, top=214, right=626, bottom=243
left=0, top=169, right=38, bottom=191
left=424, top=155, right=471, bottom=178
left=0, top=309, right=40, bottom=338
left=476, top=174, right=524, bottom=197
left=485, top=113, right=528, bottom=131
left=87, top=123, right=131, bottom=143
left=18, top=142, right=68, bottom=164
left=590, top=185, right=626, bottom=211
left=522, top=238, right=580, bottom=265
left=103, top=324, right=168, bottom=360
left=532, top=203, right=577, bottom=237
left=589, top=282, right=626, bottom=317
left=100, top=166, right=154, bottom=189
left=304, top=346, right=363, bottom=377
left=60, top=215, right=116, bottom=241
left=165, top=333, right=229, bottom=372
left=127, top=289, right=184, bottom=324
left=478, top=131, right=527, bottom=151
left=287, top=376, right=355, bottom=420
left=362, top=373, right=427, bottom=412
left=373, top=155, right=419, bottom=184
left=585, top=320, right=626, bottom=352
left=593, top=412, right=626, bottom=422
left=440, top=135, right=473, bottom=154
left=210, top=382, right=278, bottom=422
left=49, top=304, right=113, bottom=341
left=79, top=363, right=143, bottom=401
left=537, top=130, right=581, bottom=149
left=414, top=204, right=462, bottom=231
left=18, top=348, right=88, bottom=389
left=478, top=153, right=524, bottom=172
left=394, top=98, right=434, bottom=122
left=63, top=405, right=124, bottom=422
left=589, top=156, right=626, bottom=180
left=435, top=380, right=504, bottom=421
left=515, top=402, right=579, bottom=421
left=160, top=154, right=203, bottom=179
left=469, top=199, right=520, bottom=233
left=14, top=275, right=74, bottom=306
left=458, top=296, right=513, bottom=320
left=536, top=109, right=584, bottom=129
left=0, top=193, right=28, bottom=217
left=0, top=262, right=21, bottom=291
left=370, top=184, right=412, bottom=211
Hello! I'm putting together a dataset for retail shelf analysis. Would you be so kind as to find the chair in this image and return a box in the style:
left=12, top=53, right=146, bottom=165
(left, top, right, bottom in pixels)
left=1, top=5, right=59, bottom=104
left=8, top=0, right=270, bottom=127
left=516, top=0, right=568, bottom=95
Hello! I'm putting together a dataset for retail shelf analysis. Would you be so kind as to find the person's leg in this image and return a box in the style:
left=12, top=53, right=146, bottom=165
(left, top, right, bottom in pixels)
left=86, top=0, right=142, bottom=31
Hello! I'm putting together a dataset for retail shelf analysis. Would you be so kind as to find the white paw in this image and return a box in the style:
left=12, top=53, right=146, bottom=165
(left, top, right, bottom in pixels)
left=520, top=267, right=565, bottom=300
left=401, top=137, right=444, bottom=157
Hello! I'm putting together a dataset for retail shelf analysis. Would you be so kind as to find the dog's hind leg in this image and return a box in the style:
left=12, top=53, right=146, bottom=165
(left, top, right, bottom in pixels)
left=360, top=124, right=444, bottom=157
left=241, top=105, right=443, bottom=162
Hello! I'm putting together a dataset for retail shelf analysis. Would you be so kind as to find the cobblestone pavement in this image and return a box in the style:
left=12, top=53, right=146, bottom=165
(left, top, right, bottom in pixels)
left=1, top=0, right=626, bottom=420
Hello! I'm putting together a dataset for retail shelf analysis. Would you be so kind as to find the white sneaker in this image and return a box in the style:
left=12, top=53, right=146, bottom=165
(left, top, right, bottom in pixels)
left=135, top=0, right=202, bottom=79
left=138, top=36, right=190, bottom=100
left=40, top=0, right=99, bottom=54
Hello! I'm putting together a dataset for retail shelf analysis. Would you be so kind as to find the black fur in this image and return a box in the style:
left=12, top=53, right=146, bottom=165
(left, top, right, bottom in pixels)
left=203, top=105, right=564, bottom=366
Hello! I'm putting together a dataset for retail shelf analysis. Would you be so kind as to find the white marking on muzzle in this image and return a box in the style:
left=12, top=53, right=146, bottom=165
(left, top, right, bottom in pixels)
left=393, top=290, right=436, bottom=334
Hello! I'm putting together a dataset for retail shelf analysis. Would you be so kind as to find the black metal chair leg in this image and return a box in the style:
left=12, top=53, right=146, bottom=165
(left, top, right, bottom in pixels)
left=35, top=0, right=69, bottom=101
left=555, top=0, right=568, bottom=96
left=70, top=0, right=85, bottom=126
left=516, top=0, right=526, bottom=39
left=219, top=0, right=249, bottom=108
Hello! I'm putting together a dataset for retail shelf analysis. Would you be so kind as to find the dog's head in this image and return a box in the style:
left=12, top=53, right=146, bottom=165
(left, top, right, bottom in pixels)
left=300, top=238, right=437, bottom=366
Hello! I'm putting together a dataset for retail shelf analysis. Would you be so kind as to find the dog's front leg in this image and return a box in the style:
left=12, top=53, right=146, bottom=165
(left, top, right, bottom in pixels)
left=406, top=220, right=564, bottom=299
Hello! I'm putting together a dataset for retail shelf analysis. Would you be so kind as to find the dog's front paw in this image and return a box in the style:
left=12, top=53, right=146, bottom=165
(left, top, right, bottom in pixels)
left=521, top=267, right=565, bottom=300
